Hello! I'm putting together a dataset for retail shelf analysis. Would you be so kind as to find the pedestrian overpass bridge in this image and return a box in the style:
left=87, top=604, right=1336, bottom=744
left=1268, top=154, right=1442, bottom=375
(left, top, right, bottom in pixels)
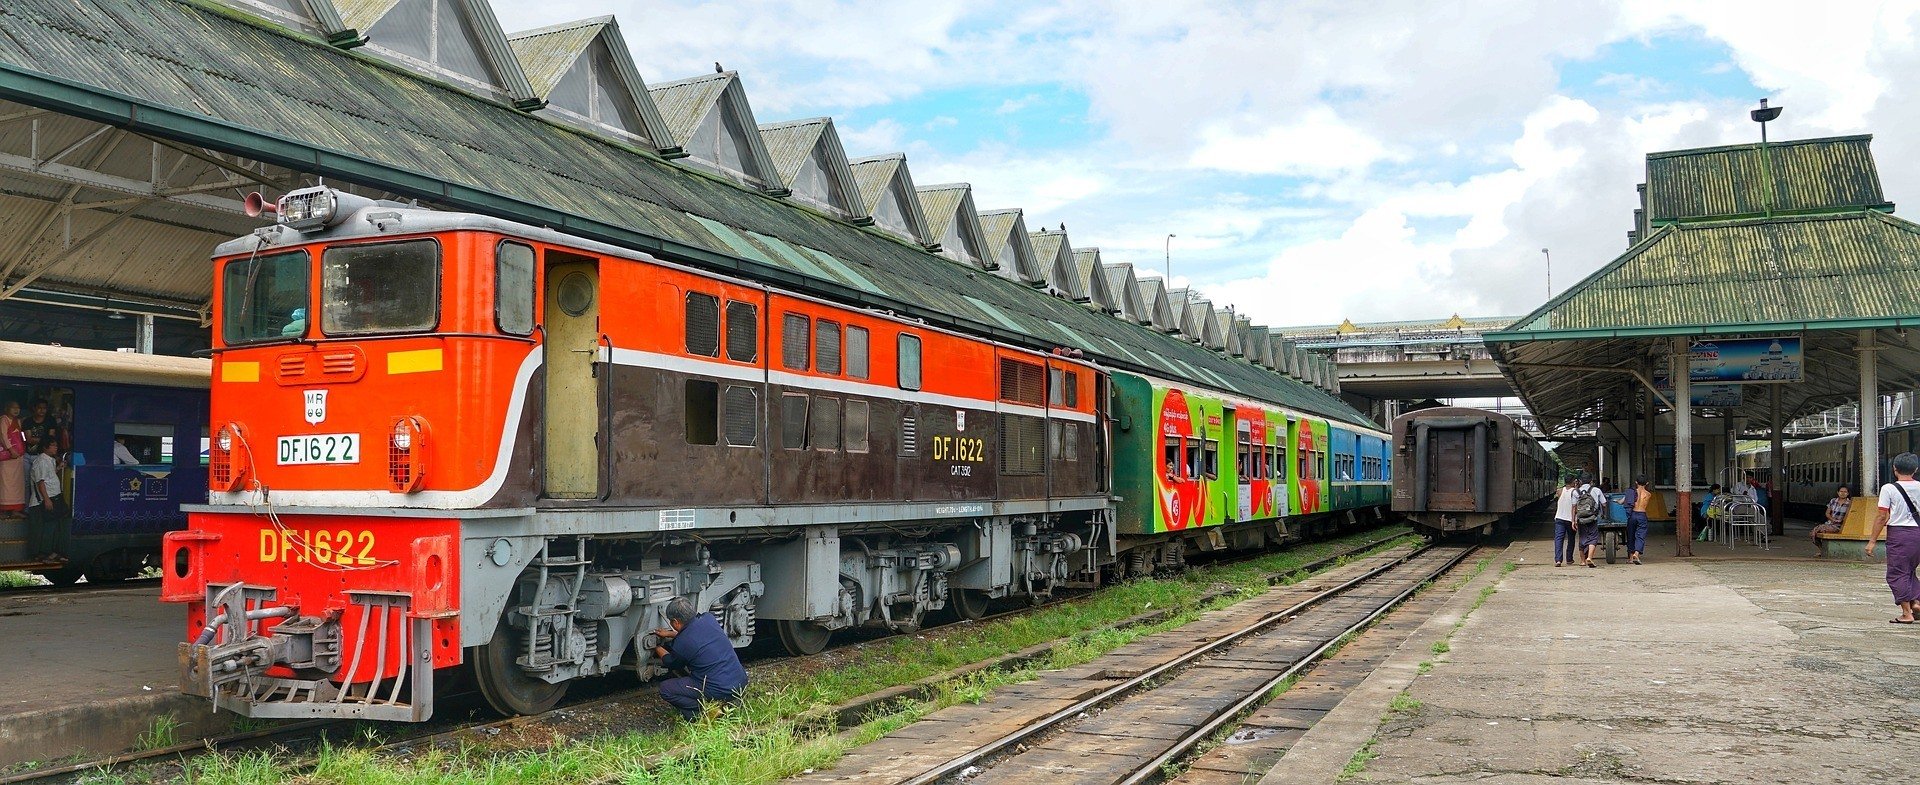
left=1279, top=314, right=1518, bottom=403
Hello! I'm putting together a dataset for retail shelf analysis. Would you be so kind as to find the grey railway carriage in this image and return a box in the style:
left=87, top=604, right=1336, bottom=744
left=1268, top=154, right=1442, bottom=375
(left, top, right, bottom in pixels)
left=1391, top=407, right=1556, bottom=536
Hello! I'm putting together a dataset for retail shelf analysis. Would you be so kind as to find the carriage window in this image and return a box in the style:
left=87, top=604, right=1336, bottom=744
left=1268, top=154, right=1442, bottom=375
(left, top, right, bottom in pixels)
left=321, top=239, right=440, bottom=335
left=809, top=396, right=842, bottom=451
left=723, top=386, right=758, bottom=446
left=685, top=292, right=721, bottom=357
left=725, top=300, right=758, bottom=362
left=1237, top=438, right=1253, bottom=480
left=782, top=313, right=810, bottom=370
left=846, top=326, right=870, bottom=379
left=1203, top=439, right=1220, bottom=479
left=1164, top=437, right=1181, bottom=478
left=221, top=250, right=310, bottom=344
left=781, top=393, right=808, bottom=449
left=113, top=423, right=174, bottom=465
left=1187, top=437, right=1204, bottom=479
left=496, top=241, right=535, bottom=336
left=1274, top=445, right=1286, bottom=480
left=684, top=379, right=718, bottom=445
left=898, top=334, right=922, bottom=390
left=844, top=400, right=869, bottom=452
left=816, top=321, right=842, bottom=375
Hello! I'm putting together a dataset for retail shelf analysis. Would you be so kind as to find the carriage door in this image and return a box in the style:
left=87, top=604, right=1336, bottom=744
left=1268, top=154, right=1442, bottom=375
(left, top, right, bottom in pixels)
left=1428, top=427, right=1473, bottom=510
left=543, top=252, right=602, bottom=499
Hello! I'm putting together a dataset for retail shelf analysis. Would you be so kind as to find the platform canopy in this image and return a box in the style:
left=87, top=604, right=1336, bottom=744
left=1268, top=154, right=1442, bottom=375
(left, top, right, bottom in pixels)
left=1488, top=135, right=1920, bottom=437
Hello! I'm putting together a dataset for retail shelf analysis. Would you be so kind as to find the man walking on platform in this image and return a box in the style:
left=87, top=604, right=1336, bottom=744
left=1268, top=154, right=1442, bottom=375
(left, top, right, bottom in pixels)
left=1625, top=476, right=1652, bottom=565
left=1553, top=475, right=1580, bottom=567
left=653, top=597, right=748, bottom=721
left=1573, top=475, right=1605, bottom=568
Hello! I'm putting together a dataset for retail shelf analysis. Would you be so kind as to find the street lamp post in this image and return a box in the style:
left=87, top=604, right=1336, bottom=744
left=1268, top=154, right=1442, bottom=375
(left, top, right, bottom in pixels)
left=1541, top=247, right=1551, bottom=298
left=1165, top=233, right=1176, bottom=281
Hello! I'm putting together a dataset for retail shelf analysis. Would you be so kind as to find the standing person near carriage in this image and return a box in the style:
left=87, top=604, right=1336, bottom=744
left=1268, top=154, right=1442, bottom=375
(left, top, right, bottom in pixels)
left=1625, top=476, right=1652, bottom=565
left=1867, top=453, right=1920, bottom=624
left=1574, top=474, right=1606, bottom=568
left=1552, top=475, right=1580, bottom=567
left=0, top=400, right=24, bottom=520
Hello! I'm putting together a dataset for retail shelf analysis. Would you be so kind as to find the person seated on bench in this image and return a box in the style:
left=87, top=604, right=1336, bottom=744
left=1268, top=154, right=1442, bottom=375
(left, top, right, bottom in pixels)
left=1813, top=484, right=1851, bottom=557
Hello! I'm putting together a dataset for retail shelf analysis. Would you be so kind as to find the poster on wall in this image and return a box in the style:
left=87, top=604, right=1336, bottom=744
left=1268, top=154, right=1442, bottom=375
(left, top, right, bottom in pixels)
left=1689, top=337, right=1802, bottom=383
left=1652, top=368, right=1744, bottom=408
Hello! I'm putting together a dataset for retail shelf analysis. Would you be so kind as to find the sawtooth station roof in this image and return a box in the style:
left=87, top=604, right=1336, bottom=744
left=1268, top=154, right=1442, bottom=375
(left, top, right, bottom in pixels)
left=0, top=0, right=1366, bottom=425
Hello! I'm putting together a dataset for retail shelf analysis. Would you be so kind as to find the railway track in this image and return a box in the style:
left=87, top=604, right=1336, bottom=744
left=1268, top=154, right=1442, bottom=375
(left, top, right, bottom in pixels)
left=0, top=529, right=1414, bottom=785
left=787, top=542, right=1475, bottom=785
left=0, top=576, right=157, bottom=599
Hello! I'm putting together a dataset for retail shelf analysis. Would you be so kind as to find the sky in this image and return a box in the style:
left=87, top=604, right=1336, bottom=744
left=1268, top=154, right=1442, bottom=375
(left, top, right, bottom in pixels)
left=493, top=0, right=1920, bottom=329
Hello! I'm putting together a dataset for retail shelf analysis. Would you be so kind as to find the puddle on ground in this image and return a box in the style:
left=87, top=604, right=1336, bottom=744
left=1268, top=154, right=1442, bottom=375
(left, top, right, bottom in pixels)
left=1227, top=727, right=1281, bottom=744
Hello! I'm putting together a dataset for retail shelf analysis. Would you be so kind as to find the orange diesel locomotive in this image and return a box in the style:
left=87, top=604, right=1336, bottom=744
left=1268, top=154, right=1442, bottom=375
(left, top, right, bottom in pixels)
left=163, top=188, right=1109, bottom=719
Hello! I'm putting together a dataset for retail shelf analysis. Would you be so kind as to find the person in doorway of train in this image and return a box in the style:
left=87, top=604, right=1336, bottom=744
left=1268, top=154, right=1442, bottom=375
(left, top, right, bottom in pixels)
left=24, top=441, right=64, bottom=559
left=1866, top=453, right=1920, bottom=624
left=0, top=401, right=24, bottom=520
left=1575, top=475, right=1605, bottom=568
left=1624, top=476, right=1652, bottom=565
left=652, top=597, right=748, bottom=721
left=1812, top=485, right=1851, bottom=557
left=1552, top=475, right=1580, bottom=566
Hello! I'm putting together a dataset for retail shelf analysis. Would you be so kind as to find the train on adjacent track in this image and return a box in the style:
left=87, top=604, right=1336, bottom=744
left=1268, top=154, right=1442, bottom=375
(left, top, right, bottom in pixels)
left=1737, top=422, right=1920, bottom=516
left=1389, top=406, right=1557, bottom=537
left=0, top=341, right=208, bottom=583
left=163, top=187, right=1393, bottom=721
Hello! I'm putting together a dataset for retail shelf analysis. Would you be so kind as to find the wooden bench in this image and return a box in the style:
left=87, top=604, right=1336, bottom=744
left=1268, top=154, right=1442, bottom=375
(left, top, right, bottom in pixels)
left=1815, top=502, right=1880, bottom=559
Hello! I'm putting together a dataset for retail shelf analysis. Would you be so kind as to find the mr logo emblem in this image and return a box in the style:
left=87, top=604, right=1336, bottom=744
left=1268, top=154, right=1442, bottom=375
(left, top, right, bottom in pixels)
left=304, top=389, right=327, bottom=425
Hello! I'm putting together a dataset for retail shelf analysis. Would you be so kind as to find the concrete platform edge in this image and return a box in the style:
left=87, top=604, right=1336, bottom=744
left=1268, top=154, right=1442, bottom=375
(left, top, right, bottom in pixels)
left=0, top=692, right=227, bottom=769
left=1257, top=543, right=1514, bottom=785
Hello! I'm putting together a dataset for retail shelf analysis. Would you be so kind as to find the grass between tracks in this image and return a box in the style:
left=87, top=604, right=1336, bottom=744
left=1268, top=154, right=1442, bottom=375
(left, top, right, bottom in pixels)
left=181, top=527, right=1416, bottom=785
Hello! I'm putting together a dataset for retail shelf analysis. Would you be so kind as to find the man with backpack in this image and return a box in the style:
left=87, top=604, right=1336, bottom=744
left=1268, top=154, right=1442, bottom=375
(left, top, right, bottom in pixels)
left=1572, top=474, right=1606, bottom=568
left=1552, top=475, right=1580, bottom=566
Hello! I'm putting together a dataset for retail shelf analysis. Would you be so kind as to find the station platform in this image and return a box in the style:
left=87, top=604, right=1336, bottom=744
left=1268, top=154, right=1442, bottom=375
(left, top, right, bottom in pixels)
left=1271, top=519, right=1920, bottom=784
left=0, top=584, right=222, bottom=768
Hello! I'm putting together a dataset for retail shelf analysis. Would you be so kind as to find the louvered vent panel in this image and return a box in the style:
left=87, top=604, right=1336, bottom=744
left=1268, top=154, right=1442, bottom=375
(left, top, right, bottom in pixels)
left=998, top=359, right=1045, bottom=405
left=685, top=293, right=720, bottom=357
left=782, top=314, right=810, bottom=370
left=1000, top=413, right=1045, bottom=475
left=725, top=301, right=758, bottom=362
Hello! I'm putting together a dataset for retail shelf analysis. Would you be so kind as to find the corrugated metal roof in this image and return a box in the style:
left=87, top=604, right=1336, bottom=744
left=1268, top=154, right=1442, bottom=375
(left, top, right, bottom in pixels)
left=504, top=17, right=605, bottom=98
left=1645, top=135, right=1891, bottom=224
left=758, top=119, right=826, bottom=184
left=1102, top=263, right=1149, bottom=323
left=647, top=72, right=731, bottom=145
left=0, top=0, right=1373, bottom=427
left=1505, top=212, right=1920, bottom=334
left=1136, top=277, right=1176, bottom=331
left=332, top=0, right=397, bottom=29
left=1031, top=229, right=1080, bottom=298
left=977, top=208, right=1043, bottom=286
left=915, top=183, right=988, bottom=268
left=848, top=154, right=931, bottom=244
left=1072, top=248, right=1116, bottom=311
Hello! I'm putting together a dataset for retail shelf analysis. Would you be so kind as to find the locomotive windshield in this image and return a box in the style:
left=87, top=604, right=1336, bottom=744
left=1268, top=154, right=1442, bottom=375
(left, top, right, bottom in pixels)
left=320, top=239, right=441, bottom=336
left=221, top=250, right=310, bottom=345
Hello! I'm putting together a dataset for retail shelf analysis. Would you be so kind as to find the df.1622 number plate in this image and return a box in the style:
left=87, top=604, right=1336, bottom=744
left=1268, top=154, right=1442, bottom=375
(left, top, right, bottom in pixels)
left=276, top=433, right=360, bottom=465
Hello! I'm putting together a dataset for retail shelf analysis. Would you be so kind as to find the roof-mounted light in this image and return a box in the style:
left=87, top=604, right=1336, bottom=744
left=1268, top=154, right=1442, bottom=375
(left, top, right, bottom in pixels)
left=244, top=187, right=375, bottom=232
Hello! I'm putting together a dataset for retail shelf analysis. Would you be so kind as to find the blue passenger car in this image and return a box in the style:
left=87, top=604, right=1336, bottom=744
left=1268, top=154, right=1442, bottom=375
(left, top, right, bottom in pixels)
left=0, top=342, right=209, bottom=583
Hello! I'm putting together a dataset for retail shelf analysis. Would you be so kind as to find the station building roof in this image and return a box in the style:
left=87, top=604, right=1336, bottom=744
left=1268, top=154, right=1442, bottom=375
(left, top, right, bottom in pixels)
left=1489, top=134, right=1920, bottom=434
left=0, top=0, right=1369, bottom=426
left=976, top=209, right=1047, bottom=286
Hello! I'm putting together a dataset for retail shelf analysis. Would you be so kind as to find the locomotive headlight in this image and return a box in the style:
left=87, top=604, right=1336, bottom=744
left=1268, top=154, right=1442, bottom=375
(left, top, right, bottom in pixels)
left=388, top=416, right=430, bottom=493
left=217, top=430, right=233, bottom=452
left=392, top=421, right=412, bottom=451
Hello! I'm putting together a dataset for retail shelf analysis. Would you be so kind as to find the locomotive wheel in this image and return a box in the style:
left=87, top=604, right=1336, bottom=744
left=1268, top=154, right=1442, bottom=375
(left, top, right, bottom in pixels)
left=41, top=567, right=83, bottom=586
left=473, top=617, right=568, bottom=716
left=950, top=588, right=991, bottom=621
left=775, top=619, right=833, bottom=656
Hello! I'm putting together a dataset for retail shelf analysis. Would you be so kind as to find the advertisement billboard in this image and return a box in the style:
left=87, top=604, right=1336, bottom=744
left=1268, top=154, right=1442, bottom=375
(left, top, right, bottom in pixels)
left=1652, top=368, right=1743, bottom=408
left=1689, top=337, right=1802, bottom=384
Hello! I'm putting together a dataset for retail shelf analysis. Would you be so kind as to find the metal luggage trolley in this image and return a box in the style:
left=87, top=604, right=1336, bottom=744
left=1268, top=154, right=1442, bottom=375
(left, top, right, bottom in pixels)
left=1598, top=492, right=1632, bottom=564
left=1723, top=495, right=1769, bottom=549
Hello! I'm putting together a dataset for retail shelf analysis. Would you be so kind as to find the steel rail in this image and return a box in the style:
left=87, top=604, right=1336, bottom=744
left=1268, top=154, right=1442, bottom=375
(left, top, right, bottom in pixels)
left=1114, top=544, right=1477, bottom=785
left=896, top=542, right=1457, bottom=785
left=0, top=529, right=1415, bottom=785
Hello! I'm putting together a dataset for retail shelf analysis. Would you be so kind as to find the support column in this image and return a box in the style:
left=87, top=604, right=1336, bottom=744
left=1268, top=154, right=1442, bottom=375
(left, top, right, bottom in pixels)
left=1674, top=338, right=1693, bottom=557
left=1770, top=384, right=1784, bottom=535
left=135, top=314, right=154, bottom=354
left=1597, top=442, right=1607, bottom=487
left=1861, top=330, right=1880, bottom=495
left=1642, top=374, right=1656, bottom=480
left=1728, top=414, right=1745, bottom=490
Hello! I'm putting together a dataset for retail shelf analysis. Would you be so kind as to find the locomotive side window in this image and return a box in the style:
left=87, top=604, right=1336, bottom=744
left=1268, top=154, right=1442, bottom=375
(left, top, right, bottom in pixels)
left=845, top=399, right=869, bottom=452
left=1163, top=436, right=1181, bottom=478
left=846, top=326, right=870, bottom=379
left=782, top=313, right=810, bottom=371
left=685, top=292, right=721, bottom=357
left=781, top=393, right=808, bottom=449
left=809, top=396, right=842, bottom=450
left=817, top=321, right=843, bottom=375
left=1048, top=368, right=1065, bottom=406
left=684, top=379, right=719, bottom=445
left=495, top=241, right=535, bottom=336
left=320, top=239, right=440, bottom=336
left=1063, top=421, right=1079, bottom=461
left=898, top=334, right=922, bottom=391
left=723, top=386, right=758, bottom=446
left=725, top=301, right=758, bottom=362
left=221, top=250, right=310, bottom=344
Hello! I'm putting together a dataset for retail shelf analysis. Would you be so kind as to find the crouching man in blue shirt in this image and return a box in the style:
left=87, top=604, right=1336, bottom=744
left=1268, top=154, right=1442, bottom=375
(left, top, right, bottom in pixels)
left=653, top=597, right=748, bottom=721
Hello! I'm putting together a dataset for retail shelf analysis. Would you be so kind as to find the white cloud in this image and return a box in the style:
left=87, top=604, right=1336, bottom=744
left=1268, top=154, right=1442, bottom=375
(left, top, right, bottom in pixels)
left=1189, top=107, right=1394, bottom=178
